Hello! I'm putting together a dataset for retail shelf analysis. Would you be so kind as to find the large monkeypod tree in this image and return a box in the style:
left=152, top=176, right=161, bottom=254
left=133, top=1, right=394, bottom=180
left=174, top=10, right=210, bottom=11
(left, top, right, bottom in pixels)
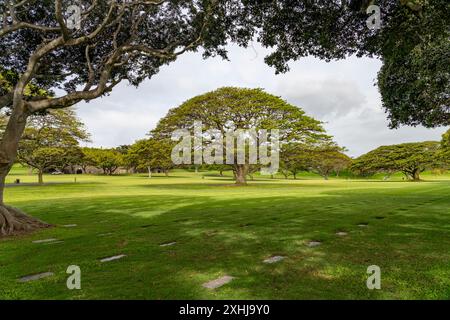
left=17, top=108, right=89, bottom=184
left=152, top=87, right=328, bottom=185
left=0, top=0, right=256, bottom=236
left=351, top=141, right=440, bottom=180
left=0, top=0, right=447, bottom=236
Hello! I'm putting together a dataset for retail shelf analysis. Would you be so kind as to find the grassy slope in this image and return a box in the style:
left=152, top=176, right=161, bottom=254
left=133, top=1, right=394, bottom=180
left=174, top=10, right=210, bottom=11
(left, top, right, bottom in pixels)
left=0, top=165, right=449, bottom=299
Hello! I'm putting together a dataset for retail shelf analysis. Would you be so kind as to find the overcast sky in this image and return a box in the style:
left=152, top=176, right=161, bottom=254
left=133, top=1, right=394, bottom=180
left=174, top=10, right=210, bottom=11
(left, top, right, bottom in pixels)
left=75, top=42, right=447, bottom=157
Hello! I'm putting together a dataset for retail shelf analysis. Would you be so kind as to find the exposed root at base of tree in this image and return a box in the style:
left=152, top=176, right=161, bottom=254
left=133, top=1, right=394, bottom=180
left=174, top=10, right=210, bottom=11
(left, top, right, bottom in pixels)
left=0, top=205, right=51, bottom=237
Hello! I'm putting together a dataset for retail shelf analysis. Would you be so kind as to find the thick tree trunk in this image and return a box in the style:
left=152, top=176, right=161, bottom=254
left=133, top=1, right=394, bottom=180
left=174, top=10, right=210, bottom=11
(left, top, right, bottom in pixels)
left=0, top=103, right=50, bottom=236
left=412, top=169, right=421, bottom=181
left=234, top=164, right=248, bottom=185
left=38, top=170, right=44, bottom=184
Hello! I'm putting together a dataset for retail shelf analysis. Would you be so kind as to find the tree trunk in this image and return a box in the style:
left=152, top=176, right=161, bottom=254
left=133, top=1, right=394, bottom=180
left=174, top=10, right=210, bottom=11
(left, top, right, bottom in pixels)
left=165, top=170, right=169, bottom=177
left=293, top=173, right=297, bottom=180
left=147, top=166, right=152, bottom=178
left=38, top=170, right=44, bottom=184
left=234, top=164, right=248, bottom=185
left=0, top=103, right=50, bottom=236
left=219, top=170, right=223, bottom=176
left=412, top=169, right=421, bottom=181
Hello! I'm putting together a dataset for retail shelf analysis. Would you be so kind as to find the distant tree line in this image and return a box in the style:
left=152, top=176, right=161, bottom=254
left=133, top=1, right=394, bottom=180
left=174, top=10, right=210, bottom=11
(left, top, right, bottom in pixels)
left=6, top=103, right=447, bottom=185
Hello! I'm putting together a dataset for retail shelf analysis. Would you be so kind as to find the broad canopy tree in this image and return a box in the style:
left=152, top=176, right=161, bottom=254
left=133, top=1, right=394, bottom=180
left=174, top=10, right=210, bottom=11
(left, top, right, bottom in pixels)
left=153, top=87, right=328, bottom=185
left=280, top=141, right=351, bottom=180
left=351, top=141, right=441, bottom=180
left=309, top=147, right=352, bottom=180
left=0, top=0, right=255, bottom=235
left=82, top=147, right=123, bottom=175
left=17, top=108, right=89, bottom=183
left=126, top=138, right=175, bottom=176
left=0, top=0, right=447, bottom=235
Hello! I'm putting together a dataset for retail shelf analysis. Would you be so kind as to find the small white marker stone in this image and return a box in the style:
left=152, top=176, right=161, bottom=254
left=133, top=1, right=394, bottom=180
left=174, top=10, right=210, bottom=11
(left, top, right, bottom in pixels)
left=18, top=272, right=54, bottom=282
left=98, top=232, right=113, bottom=237
left=307, top=241, right=322, bottom=247
left=202, top=275, right=234, bottom=289
left=263, top=256, right=285, bottom=264
left=160, top=242, right=176, bottom=247
left=336, top=232, right=348, bottom=236
left=63, top=224, right=77, bottom=228
left=358, top=224, right=368, bottom=227
left=43, top=240, right=64, bottom=245
left=32, top=238, right=58, bottom=244
left=100, top=254, right=126, bottom=263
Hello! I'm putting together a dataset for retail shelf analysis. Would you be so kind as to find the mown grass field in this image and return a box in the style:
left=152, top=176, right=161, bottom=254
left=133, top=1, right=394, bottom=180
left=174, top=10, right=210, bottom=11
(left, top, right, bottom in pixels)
left=1, top=165, right=449, bottom=299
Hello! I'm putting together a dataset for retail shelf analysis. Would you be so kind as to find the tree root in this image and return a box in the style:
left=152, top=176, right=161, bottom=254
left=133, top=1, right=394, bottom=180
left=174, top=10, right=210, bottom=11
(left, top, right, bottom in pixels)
left=0, top=205, right=51, bottom=237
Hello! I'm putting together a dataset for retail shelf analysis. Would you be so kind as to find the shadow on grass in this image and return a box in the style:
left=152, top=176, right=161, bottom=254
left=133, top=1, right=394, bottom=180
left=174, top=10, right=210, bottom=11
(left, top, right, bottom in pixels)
left=2, top=181, right=449, bottom=299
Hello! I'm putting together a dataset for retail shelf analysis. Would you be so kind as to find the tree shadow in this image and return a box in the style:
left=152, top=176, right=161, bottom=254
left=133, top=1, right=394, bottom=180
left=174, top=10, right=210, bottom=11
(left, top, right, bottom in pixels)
left=1, top=184, right=449, bottom=299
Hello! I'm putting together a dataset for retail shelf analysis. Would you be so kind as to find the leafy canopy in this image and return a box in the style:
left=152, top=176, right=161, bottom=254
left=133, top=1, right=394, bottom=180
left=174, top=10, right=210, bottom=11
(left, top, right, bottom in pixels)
left=351, top=141, right=441, bottom=180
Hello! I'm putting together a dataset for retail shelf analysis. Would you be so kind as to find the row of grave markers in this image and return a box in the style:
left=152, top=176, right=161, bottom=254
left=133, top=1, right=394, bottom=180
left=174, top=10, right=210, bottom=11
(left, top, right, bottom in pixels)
left=19, top=220, right=374, bottom=288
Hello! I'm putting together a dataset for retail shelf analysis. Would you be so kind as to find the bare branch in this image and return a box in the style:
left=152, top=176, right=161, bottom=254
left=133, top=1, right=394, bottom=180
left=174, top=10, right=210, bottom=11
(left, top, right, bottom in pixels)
left=83, top=45, right=95, bottom=91
left=0, top=21, right=60, bottom=38
left=55, top=0, right=70, bottom=40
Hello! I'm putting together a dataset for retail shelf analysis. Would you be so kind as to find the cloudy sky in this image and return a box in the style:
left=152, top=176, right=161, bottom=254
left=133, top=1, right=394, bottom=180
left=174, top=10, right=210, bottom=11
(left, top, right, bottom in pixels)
left=75, top=42, right=447, bottom=157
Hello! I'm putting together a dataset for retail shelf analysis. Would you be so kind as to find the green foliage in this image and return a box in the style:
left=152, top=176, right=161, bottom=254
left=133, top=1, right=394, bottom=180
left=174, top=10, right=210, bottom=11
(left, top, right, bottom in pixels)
left=155, top=87, right=325, bottom=139
left=352, top=141, right=441, bottom=180
left=2, top=1, right=447, bottom=128
left=280, top=142, right=351, bottom=180
left=82, top=148, right=124, bottom=175
left=17, top=108, right=89, bottom=182
left=309, top=147, right=352, bottom=180
left=279, top=143, right=312, bottom=179
left=438, top=129, right=450, bottom=167
left=378, top=33, right=449, bottom=128
left=126, top=138, right=175, bottom=175
left=251, top=0, right=449, bottom=127
left=153, top=87, right=328, bottom=183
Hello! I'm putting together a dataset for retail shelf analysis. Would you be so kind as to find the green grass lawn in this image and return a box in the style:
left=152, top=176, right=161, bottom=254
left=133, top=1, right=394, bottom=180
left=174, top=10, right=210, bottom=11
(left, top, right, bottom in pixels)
left=1, top=166, right=449, bottom=299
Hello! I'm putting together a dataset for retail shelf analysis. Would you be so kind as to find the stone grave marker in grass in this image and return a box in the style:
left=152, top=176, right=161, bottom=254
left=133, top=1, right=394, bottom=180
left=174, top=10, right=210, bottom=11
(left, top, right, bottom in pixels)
left=32, top=238, right=58, bottom=244
left=336, top=231, right=348, bottom=236
left=98, top=232, right=114, bottom=237
left=202, top=275, right=234, bottom=289
left=43, top=240, right=64, bottom=245
left=100, top=254, right=126, bottom=262
left=63, top=224, right=77, bottom=227
left=263, top=256, right=285, bottom=264
left=160, top=241, right=177, bottom=247
left=358, top=223, right=369, bottom=227
left=18, top=272, right=54, bottom=283
left=307, top=241, right=322, bottom=247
